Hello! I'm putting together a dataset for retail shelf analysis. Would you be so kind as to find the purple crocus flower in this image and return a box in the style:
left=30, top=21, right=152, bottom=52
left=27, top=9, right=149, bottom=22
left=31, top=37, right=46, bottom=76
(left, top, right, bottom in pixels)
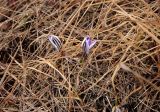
left=48, top=35, right=62, bottom=51
left=81, top=36, right=97, bottom=55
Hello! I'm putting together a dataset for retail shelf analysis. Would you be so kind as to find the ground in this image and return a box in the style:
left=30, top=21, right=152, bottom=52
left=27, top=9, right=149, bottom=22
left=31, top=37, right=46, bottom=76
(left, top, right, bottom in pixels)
left=0, top=0, right=160, bottom=112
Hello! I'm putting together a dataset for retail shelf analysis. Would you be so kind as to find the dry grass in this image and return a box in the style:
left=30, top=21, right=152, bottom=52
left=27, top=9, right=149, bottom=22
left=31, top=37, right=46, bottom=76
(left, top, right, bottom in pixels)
left=0, top=0, right=160, bottom=111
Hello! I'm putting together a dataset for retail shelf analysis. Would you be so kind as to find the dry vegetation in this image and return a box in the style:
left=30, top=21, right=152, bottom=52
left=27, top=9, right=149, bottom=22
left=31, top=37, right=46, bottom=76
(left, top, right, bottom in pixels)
left=0, top=0, right=160, bottom=112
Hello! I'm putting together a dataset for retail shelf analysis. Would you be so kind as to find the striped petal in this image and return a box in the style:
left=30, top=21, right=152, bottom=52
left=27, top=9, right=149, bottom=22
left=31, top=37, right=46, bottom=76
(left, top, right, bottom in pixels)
left=85, top=37, right=91, bottom=54
left=81, top=37, right=90, bottom=54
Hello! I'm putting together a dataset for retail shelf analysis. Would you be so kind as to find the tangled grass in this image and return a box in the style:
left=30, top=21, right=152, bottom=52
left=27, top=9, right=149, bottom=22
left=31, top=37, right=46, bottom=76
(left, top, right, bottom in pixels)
left=0, top=0, right=160, bottom=111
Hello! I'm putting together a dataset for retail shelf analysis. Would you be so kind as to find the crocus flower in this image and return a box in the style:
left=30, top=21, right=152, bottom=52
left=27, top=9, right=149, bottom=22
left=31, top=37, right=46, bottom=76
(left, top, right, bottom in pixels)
left=81, top=36, right=97, bottom=55
left=48, top=35, right=62, bottom=51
